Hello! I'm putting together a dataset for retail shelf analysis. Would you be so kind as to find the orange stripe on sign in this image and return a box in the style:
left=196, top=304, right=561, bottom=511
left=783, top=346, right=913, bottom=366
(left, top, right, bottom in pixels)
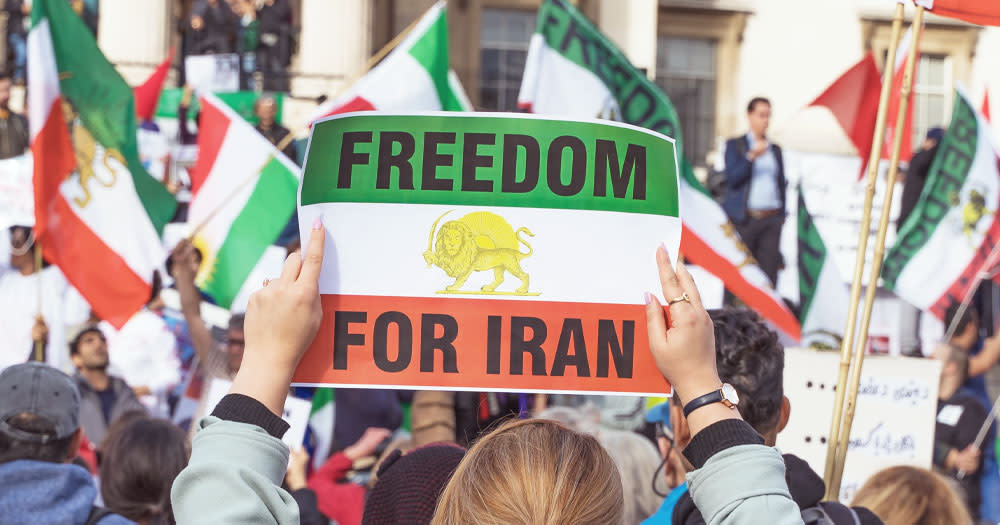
left=294, top=295, right=671, bottom=396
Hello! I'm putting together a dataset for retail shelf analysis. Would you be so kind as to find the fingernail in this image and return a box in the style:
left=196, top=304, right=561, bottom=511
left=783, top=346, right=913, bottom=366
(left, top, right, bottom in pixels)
left=312, top=217, right=322, bottom=231
left=659, top=242, right=669, bottom=256
left=643, top=292, right=652, bottom=305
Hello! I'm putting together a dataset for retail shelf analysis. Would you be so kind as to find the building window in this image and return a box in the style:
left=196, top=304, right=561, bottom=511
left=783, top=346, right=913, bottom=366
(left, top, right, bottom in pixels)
left=480, top=8, right=535, bottom=111
left=655, top=36, right=717, bottom=166
left=911, top=54, right=951, bottom=150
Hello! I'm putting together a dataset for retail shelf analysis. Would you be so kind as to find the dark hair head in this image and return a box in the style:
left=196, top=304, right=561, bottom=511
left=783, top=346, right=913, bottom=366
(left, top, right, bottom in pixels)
left=99, top=418, right=189, bottom=525
left=164, top=247, right=203, bottom=279
left=0, top=70, right=11, bottom=83
left=0, top=413, right=76, bottom=464
left=228, top=313, right=245, bottom=332
left=69, top=326, right=105, bottom=356
left=708, top=308, right=784, bottom=435
left=747, top=97, right=771, bottom=113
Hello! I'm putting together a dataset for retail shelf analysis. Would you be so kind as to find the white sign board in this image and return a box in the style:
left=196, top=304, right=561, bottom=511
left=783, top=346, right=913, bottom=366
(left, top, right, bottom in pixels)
left=0, top=153, right=34, bottom=229
left=775, top=348, right=941, bottom=503
left=185, top=54, right=240, bottom=93
left=205, top=378, right=312, bottom=451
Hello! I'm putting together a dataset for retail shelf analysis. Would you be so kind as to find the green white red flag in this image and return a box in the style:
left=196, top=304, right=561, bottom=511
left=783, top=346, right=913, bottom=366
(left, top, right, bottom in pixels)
left=310, top=1, right=470, bottom=120
left=517, top=0, right=800, bottom=340
left=187, top=93, right=300, bottom=309
left=882, top=89, right=1000, bottom=318
left=29, top=0, right=176, bottom=328
left=797, top=191, right=849, bottom=348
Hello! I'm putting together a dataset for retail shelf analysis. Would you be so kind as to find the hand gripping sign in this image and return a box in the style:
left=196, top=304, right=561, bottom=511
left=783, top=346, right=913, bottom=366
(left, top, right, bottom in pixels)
left=294, top=112, right=680, bottom=396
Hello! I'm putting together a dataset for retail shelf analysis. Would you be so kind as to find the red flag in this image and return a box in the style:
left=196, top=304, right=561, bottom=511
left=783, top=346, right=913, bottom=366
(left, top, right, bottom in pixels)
left=883, top=26, right=921, bottom=162
left=808, top=53, right=882, bottom=180
left=983, top=90, right=991, bottom=122
left=926, top=0, right=1000, bottom=26
left=133, top=48, right=174, bottom=121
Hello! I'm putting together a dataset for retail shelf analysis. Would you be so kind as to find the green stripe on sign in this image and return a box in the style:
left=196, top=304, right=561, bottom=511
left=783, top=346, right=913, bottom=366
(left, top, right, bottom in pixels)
left=301, top=113, right=680, bottom=217
left=407, top=8, right=464, bottom=112
left=203, top=156, right=298, bottom=308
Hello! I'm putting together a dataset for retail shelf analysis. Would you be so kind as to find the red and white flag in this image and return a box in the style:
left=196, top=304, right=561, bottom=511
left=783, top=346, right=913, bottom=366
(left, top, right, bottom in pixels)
left=882, top=25, right=921, bottom=161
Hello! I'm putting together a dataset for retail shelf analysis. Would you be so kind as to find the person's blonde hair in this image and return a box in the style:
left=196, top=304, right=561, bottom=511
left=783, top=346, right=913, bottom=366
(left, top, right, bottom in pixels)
left=851, top=466, right=972, bottom=525
left=431, top=418, right=624, bottom=525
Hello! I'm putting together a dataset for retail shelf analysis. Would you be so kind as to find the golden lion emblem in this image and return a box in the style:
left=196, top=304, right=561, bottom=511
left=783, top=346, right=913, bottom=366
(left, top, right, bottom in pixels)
left=62, top=101, right=124, bottom=208
left=423, top=210, right=535, bottom=295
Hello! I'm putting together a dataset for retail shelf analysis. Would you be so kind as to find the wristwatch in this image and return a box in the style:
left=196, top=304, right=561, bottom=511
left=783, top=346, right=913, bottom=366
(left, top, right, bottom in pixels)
left=683, top=383, right=740, bottom=417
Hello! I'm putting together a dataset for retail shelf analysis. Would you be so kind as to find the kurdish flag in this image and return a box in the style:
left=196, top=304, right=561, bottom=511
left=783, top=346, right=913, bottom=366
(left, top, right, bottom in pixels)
left=294, top=113, right=678, bottom=395
left=187, top=94, right=299, bottom=309
left=29, top=0, right=176, bottom=328
left=797, top=191, right=849, bottom=348
left=310, top=1, right=470, bottom=121
left=517, top=0, right=800, bottom=340
left=883, top=89, right=1000, bottom=319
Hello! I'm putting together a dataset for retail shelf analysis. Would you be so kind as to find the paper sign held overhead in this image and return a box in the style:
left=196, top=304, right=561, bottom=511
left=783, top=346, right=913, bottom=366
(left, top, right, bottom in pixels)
left=294, top=112, right=681, bottom=396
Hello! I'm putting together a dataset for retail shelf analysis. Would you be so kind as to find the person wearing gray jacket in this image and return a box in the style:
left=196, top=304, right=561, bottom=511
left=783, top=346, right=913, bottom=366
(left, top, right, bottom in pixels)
left=171, top=224, right=804, bottom=524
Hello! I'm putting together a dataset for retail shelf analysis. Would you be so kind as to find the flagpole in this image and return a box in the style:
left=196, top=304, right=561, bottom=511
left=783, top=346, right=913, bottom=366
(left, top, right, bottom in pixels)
left=33, top=239, right=44, bottom=363
left=829, top=4, right=925, bottom=499
left=822, top=0, right=905, bottom=498
left=187, top=4, right=435, bottom=240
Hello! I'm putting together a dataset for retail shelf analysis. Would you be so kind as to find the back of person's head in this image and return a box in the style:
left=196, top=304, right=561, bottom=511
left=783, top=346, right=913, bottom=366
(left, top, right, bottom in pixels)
left=99, top=418, right=189, bottom=525
left=363, top=443, right=465, bottom=524
left=0, top=363, right=80, bottom=464
left=597, top=428, right=664, bottom=524
left=431, top=418, right=624, bottom=525
left=708, top=308, right=785, bottom=437
left=851, top=466, right=971, bottom=525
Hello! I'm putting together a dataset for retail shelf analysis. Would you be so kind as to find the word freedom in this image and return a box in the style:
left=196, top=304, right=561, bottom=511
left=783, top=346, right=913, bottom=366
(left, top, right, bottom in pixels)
left=337, top=130, right=648, bottom=199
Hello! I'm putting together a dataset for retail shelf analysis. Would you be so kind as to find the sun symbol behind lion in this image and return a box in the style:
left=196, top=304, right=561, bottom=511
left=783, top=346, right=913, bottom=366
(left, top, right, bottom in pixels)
left=423, top=210, right=536, bottom=295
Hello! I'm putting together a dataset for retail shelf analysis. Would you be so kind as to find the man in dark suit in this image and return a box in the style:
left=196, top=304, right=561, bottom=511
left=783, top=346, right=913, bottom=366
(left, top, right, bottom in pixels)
left=722, top=97, right=787, bottom=285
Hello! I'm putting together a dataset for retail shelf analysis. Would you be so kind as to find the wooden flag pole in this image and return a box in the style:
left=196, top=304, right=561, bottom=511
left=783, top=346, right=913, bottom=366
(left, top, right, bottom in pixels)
left=33, top=239, right=44, bottom=363
left=829, top=4, right=925, bottom=499
left=822, top=1, right=905, bottom=497
left=186, top=6, right=431, bottom=241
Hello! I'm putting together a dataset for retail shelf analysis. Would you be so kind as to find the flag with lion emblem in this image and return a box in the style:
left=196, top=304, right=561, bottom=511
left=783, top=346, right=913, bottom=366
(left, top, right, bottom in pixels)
left=29, top=0, right=176, bottom=328
left=883, top=89, right=1000, bottom=319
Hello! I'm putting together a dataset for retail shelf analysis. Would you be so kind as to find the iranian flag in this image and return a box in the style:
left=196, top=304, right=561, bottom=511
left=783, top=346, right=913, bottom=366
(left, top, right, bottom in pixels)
left=307, top=388, right=335, bottom=471
left=883, top=89, right=1000, bottom=319
left=517, top=0, right=800, bottom=340
left=310, top=1, right=470, bottom=120
left=187, top=94, right=299, bottom=309
left=797, top=191, right=849, bottom=348
left=924, top=0, right=1000, bottom=26
left=29, top=0, right=176, bottom=328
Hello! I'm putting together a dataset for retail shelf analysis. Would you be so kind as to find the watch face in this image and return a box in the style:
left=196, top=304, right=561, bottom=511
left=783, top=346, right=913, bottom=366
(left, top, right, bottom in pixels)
left=721, top=383, right=740, bottom=405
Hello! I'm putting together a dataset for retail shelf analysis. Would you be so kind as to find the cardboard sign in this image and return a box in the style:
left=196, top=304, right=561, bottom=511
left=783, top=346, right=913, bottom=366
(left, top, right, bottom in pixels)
left=775, top=348, right=941, bottom=503
left=205, top=378, right=312, bottom=450
left=294, top=113, right=681, bottom=395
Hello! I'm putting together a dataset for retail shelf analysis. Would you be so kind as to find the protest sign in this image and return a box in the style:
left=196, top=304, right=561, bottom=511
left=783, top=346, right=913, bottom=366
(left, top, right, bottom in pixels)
left=184, top=54, right=240, bottom=93
left=776, top=348, right=940, bottom=503
left=0, top=153, right=33, bottom=229
left=205, top=378, right=312, bottom=450
left=294, top=113, right=681, bottom=395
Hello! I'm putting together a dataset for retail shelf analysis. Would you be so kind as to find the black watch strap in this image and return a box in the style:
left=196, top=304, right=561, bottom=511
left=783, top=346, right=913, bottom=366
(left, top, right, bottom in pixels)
left=683, top=389, right=723, bottom=417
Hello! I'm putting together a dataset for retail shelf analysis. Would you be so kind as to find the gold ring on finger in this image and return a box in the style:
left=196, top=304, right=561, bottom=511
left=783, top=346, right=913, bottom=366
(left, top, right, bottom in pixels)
left=666, top=292, right=690, bottom=306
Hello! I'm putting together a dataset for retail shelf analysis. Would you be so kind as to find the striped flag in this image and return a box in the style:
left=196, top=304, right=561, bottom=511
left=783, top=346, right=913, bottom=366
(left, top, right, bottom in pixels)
left=307, top=388, right=335, bottom=471
left=187, top=94, right=299, bottom=309
left=797, top=191, right=849, bottom=348
left=29, top=0, right=176, bottom=328
left=883, top=89, right=1000, bottom=319
left=309, top=1, right=470, bottom=121
left=517, top=0, right=800, bottom=340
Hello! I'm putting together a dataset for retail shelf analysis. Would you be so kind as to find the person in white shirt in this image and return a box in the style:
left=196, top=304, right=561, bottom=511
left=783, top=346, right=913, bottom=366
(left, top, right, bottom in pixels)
left=0, top=225, right=89, bottom=372
left=103, top=272, right=181, bottom=418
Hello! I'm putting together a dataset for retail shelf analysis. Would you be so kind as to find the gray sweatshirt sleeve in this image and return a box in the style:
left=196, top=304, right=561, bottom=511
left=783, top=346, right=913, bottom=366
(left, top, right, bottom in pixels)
left=170, top=396, right=300, bottom=524
left=684, top=420, right=803, bottom=525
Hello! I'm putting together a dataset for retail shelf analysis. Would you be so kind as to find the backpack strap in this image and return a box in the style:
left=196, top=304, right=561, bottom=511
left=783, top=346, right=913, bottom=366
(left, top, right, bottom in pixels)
left=85, top=505, right=114, bottom=525
left=802, top=502, right=861, bottom=525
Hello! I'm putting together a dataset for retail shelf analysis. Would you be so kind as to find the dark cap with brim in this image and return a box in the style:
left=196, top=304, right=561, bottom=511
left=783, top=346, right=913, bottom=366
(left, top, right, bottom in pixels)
left=0, top=363, right=80, bottom=443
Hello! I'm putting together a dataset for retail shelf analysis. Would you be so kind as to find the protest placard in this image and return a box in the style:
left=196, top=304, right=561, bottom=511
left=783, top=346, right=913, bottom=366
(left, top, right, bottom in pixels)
left=293, top=113, right=681, bottom=395
left=776, top=348, right=941, bottom=503
left=184, top=54, right=240, bottom=93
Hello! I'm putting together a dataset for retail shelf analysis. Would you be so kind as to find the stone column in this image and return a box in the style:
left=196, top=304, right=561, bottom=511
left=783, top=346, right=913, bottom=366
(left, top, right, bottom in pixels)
left=98, top=0, right=171, bottom=85
left=598, top=0, right=657, bottom=78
